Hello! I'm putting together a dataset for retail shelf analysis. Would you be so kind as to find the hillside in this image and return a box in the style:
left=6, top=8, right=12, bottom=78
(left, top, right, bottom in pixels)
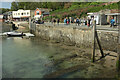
left=43, top=2, right=119, bottom=20
left=0, top=8, right=10, bottom=14
left=4, top=2, right=119, bottom=20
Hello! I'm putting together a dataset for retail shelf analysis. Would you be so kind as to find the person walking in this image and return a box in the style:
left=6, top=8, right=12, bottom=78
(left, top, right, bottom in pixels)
left=53, top=18, right=56, bottom=26
left=110, top=17, right=115, bottom=28
left=76, top=18, right=79, bottom=26
left=64, top=17, right=67, bottom=25
left=68, top=17, right=70, bottom=25
left=91, top=17, right=94, bottom=27
left=57, top=18, right=60, bottom=25
left=87, top=17, right=91, bottom=27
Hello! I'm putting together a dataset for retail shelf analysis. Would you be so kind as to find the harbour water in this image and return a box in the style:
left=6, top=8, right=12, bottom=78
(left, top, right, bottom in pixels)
left=1, top=23, right=118, bottom=78
left=2, top=37, right=72, bottom=78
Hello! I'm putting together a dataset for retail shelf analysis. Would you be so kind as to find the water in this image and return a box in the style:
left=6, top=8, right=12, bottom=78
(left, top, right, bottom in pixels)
left=2, top=37, right=72, bottom=78
left=1, top=22, right=118, bottom=78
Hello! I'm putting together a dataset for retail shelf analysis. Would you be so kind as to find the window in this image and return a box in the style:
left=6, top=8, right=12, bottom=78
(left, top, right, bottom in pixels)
left=16, top=13, right=17, bottom=15
left=27, top=12, right=29, bottom=15
left=21, top=13, right=23, bottom=15
left=18, top=13, right=20, bottom=15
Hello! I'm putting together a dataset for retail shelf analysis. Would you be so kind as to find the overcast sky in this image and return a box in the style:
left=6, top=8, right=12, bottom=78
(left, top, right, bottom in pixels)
left=0, top=2, right=12, bottom=9
left=0, top=0, right=15, bottom=9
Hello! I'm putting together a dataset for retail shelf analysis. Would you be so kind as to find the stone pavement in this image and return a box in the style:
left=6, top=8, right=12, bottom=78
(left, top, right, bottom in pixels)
left=44, top=22, right=118, bottom=31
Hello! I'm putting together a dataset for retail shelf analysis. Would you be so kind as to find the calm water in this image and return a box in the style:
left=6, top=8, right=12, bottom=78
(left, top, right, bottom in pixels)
left=1, top=23, right=84, bottom=78
left=2, top=37, right=73, bottom=78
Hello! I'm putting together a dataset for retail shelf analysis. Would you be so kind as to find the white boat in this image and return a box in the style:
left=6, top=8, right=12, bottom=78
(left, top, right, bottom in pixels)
left=1, top=32, right=35, bottom=37
left=2, top=31, right=25, bottom=37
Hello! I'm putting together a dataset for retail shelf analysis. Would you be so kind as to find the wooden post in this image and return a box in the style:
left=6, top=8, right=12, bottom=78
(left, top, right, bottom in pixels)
left=117, top=15, right=120, bottom=71
left=92, top=20, right=96, bottom=62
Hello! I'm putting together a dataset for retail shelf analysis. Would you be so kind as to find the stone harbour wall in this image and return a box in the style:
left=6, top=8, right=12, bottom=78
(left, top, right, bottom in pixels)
left=34, top=24, right=118, bottom=52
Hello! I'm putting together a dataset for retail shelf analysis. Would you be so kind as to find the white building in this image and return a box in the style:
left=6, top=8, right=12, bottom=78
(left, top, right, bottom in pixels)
left=12, top=9, right=34, bottom=21
left=87, top=12, right=107, bottom=25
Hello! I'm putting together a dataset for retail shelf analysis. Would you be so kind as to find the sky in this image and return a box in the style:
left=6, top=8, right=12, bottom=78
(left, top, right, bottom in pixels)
left=0, top=0, right=15, bottom=9
left=0, top=2, right=12, bottom=9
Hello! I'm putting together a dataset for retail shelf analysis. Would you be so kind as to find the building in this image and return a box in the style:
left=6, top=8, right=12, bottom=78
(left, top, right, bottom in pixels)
left=87, top=9, right=120, bottom=25
left=3, top=11, right=13, bottom=21
left=87, top=12, right=107, bottom=25
left=12, top=9, right=34, bottom=21
left=34, top=8, right=51, bottom=20
left=105, top=13, right=120, bottom=25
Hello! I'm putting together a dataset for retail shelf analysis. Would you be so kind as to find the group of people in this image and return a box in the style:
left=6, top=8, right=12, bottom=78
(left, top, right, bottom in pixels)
left=64, top=17, right=70, bottom=25
left=63, top=17, right=93, bottom=27
left=50, top=16, right=116, bottom=28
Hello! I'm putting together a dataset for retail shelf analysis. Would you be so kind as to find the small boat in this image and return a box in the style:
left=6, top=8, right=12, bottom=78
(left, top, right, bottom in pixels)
left=2, top=32, right=34, bottom=37
left=2, top=31, right=25, bottom=37
left=7, top=32, right=25, bottom=37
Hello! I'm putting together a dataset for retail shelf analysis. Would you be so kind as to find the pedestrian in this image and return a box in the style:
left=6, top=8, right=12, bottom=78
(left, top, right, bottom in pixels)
left=64, top=18, right=67, bottom=25
left=53, top=18, right=56, bottom=26
left=57, top=18, right=60, bottom=25
left=110, top=17, right=115, bottom=28
left=85, top=19, right=87, bottom=25
left=91, top=17, right=94, bottom=27
left=67, top=19, right=69, bottom=25
left=68, top=17, right=70, bottom=25
left=76, top=18, right=79, bottom=26
left=87, top=17, right=91, bottom=27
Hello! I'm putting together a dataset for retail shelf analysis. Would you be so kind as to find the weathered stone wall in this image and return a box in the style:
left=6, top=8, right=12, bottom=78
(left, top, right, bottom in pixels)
left=97, top=30, right=118, bottom=52
left=34, top=24, right=118, bottom=52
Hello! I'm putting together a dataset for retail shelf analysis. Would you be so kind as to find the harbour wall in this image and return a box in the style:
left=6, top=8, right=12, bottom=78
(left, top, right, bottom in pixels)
left=33, top=24, right=118, bottom=52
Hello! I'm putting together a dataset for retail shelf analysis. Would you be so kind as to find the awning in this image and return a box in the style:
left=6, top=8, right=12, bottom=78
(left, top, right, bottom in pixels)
left=105, top=13, right=120, bottom=15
